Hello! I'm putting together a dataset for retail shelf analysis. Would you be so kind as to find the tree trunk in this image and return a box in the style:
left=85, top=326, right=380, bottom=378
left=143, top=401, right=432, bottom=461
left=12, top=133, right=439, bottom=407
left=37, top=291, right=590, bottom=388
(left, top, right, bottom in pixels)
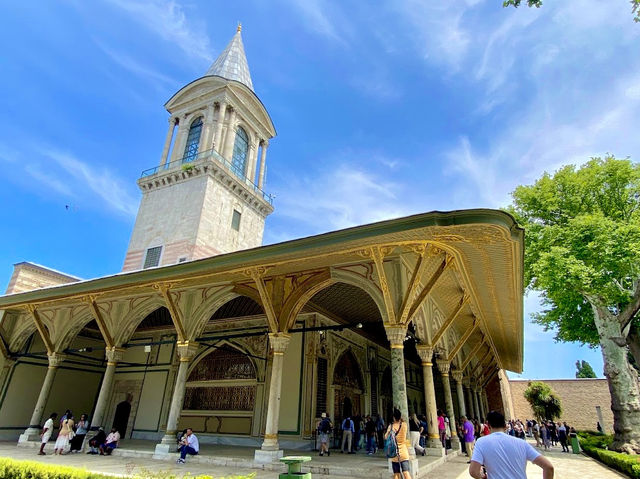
left=593, top=306, right=640, bottom=454
left=626, top=323, right=640, bottom=372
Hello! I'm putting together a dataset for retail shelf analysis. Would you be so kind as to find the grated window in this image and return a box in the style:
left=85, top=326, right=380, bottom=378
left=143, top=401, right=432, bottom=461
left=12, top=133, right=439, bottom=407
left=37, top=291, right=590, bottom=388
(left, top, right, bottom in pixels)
left=143, top=246, right=162, bottom=269
left=231, top=209, right=241, bottom=231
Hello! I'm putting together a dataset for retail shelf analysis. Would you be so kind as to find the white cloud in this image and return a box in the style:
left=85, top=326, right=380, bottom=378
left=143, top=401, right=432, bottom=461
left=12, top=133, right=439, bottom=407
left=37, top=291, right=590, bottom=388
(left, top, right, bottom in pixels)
left=104, top=0, right=213, bottom=63
left=93, top=38, right=178, bottom=88
left=41, top=150, right=138, bottom=217
left=24, top=164, right=76, bottom=198
left=280, top=0, right=346, bottom=44
left=270, top=162, right=410, bottom=241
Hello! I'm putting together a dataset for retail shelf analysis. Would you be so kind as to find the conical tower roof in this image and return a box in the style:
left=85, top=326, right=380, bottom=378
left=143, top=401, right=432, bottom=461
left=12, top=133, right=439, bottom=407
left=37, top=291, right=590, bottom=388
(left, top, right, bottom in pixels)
left=205, top=25, right=254, bottom=91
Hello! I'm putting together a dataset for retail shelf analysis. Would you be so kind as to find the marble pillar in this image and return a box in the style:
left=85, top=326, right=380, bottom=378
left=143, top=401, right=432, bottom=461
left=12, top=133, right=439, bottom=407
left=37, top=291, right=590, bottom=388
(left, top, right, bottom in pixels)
left=222, top=108, right=237, bottom=161
left=89, top=347, right=124, bottom=431
left=255, top=333, right=291, bottom=463
left=202, top=105, right=215, bottom=152
left=417, top=346, right=445, bottom=456
left=473, top=389, right=482, bottom=420
left=154, top=341, right=199, bottom=457
left=258, top=141, right=268, bottom=189
left=19, top=353, right=65, bottom=443
left=437, top=359, right=460, bottom=450
left=452, top=370, right=466, bottom=419
left=213, top=101, right=227, bottom=151
left=159, top=117, right=176, bottom=167
left=385, top=325, right=418, bottom=473
left=170, top=120, right=188, bottom=163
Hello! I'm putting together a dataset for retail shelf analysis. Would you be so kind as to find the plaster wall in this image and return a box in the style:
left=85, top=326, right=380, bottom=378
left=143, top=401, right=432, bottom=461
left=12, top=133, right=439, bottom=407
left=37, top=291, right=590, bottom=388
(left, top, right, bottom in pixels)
left=509, top=379, right=614, bottom=432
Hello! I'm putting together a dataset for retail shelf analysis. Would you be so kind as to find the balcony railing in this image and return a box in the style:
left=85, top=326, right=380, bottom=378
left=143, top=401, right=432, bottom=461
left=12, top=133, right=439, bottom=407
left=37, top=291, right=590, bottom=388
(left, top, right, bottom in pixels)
left=140, top=149, right=273, bottom=205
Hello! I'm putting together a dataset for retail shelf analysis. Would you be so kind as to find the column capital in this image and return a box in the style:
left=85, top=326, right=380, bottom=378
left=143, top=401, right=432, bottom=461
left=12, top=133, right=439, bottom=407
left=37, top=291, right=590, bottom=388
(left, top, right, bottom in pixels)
left=436, top=358, right=451, bottom=375
left=384, top=325, right=407, bottom=349
left=451, top=369, right=464, bottom=383
left=47, top=352, right=65, bottom=368
left=463, top=378, right=471, bottom=388
left=268, top=333, right=291, bottom=354
left=176, top=341, right=199, bottom=361
left=416, top=345, right=434, bottom=364
left=105, top=346, right=126, bottom=364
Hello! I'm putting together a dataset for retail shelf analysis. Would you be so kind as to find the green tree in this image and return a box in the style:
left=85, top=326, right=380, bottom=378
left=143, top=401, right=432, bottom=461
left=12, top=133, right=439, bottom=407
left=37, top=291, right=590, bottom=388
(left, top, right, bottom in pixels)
left=509, top=156, right=640, bottom=454
left=575, top=360, right=597, bottom=378
left=524, top=381, right=562, bottom=421
left=503, top=0, right=640, bottom=23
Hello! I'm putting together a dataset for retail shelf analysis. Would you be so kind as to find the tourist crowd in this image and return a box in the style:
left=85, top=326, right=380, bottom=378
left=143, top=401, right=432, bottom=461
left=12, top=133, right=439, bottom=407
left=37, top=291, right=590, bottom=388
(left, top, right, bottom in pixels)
left=38, top=410, right=120, bottom=456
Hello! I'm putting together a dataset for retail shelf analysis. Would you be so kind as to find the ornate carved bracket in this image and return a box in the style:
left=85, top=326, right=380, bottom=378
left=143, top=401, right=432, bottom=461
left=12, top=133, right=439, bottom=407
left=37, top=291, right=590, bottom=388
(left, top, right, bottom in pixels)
left=153, top=283, right=187, bottom=342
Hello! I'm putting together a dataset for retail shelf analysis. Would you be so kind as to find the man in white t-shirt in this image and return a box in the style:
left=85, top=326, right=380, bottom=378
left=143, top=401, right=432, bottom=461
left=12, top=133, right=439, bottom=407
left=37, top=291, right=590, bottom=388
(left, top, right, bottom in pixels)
left=177, top=428, right=199, bottom=464
left=39, top=412, right=58, bottom=455
left=469, top=411, right=554, bottom=479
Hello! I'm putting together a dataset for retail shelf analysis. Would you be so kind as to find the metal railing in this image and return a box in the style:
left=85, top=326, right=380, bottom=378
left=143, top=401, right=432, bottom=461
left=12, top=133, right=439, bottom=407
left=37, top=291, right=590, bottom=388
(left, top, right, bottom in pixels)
left=140, top=149, right=273, bottom=205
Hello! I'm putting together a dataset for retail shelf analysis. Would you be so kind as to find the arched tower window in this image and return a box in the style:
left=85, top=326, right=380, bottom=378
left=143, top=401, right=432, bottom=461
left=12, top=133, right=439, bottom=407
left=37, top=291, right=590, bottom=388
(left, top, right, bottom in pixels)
left=183, top=117, right=203, bottom=162
left=231, top=127, right=249, bottom=177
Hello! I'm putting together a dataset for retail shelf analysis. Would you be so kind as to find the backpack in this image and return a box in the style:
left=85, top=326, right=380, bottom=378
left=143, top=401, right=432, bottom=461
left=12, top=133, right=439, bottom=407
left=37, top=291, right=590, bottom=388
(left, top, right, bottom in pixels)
left=319, top=418, right=331, bottom=433
left=385, top=421, right=401, bottom=459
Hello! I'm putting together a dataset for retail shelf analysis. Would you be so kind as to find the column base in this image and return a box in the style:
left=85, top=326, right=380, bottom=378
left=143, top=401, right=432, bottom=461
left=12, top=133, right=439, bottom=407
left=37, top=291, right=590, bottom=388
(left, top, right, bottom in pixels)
left=254, top=448, right=283, bottom=463
left=18, top=428, right=41, bottom=444
left=153, top=435, right=177, bottom=458
left=425, top=438, right=446, bottom=457
left=450, top=435, right=461, bottom=451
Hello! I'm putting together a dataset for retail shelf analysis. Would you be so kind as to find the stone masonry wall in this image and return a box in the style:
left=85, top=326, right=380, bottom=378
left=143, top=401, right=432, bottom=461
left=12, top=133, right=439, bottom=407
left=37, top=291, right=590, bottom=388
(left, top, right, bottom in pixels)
left=509, top=379, right=614, bottom=432
left=4, top=262, right=79, bottom=294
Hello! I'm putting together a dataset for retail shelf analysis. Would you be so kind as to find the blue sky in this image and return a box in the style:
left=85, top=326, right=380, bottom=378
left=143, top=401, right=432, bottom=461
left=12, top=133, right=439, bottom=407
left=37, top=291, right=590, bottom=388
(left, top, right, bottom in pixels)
left=1, top=0, right=639, bottom=379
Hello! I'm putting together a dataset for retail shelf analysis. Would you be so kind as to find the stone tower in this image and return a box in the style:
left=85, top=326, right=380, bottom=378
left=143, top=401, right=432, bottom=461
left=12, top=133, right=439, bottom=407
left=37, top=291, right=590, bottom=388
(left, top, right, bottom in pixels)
left=123, top=26, right=276, bottom=272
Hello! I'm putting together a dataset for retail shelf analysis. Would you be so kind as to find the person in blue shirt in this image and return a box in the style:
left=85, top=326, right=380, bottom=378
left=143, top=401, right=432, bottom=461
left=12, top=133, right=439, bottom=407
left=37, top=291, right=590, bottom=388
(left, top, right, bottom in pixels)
left=341, top=416, right=354, bottom=454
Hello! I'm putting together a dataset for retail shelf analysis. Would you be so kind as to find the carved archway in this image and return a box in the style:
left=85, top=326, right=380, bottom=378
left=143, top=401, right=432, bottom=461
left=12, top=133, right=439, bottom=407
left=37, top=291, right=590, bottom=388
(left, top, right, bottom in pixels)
left=180, top=346, right=257, bottom=436
left=332, top=349, right=364, bottom=424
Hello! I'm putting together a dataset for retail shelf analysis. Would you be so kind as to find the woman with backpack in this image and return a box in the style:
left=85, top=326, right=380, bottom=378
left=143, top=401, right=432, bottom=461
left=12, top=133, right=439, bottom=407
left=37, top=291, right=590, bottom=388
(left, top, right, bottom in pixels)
left=384, top=409, right=412, bottom=479
left=317, top=413, right=332, bottom=456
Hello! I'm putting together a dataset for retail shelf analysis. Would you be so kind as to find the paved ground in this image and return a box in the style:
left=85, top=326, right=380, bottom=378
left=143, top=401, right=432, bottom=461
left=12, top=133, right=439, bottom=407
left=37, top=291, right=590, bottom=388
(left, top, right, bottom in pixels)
left=429, top=442, right=628, bottom=479
left=0, top=441, right=628, bottom=478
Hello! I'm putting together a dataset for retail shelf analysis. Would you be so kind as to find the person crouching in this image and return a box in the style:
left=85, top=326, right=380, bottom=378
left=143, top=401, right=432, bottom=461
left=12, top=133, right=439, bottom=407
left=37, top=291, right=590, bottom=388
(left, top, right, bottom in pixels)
left=177, top=428, right=199, bottom=464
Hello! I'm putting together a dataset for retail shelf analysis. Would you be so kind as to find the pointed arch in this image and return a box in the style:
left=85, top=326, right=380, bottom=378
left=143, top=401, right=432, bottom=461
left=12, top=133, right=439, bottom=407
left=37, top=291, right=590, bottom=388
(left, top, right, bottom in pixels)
left=331, top=349, right=365, bottom=391
left=114, top=295, right=167, bottom=346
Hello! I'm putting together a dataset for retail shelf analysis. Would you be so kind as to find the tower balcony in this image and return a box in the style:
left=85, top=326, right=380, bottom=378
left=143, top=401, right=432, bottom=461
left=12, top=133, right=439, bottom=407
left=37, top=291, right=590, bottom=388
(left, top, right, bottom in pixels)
left=139, top=149, right=274, bottom=208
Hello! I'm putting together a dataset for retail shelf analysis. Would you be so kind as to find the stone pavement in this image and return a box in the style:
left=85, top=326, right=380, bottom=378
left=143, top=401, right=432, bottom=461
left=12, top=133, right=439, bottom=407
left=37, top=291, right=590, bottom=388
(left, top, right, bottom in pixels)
left=2, top=440, right=628, bottom=478
left=4, top=441, right=454, bottom=478
left=428, top=441, right=628, bottom=478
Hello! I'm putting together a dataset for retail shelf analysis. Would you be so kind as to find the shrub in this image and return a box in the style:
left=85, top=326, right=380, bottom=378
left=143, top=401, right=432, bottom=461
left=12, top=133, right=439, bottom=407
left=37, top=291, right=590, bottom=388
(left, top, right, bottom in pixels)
left=0, top=457, right=255, bottom=479
left=578, top=431, right=640, bottom=478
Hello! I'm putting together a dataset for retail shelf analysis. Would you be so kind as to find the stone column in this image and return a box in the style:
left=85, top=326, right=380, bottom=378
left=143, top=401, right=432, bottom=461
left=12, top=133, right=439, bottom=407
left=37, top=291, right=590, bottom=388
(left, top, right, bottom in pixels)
left=159, top=117, right=176, bottom=167
left=213, top=101, right=227, bottom=151
left=19, top=353, right=65, bottom=443
left=417, top=346, right=445, bottom=455
left=483, top=391, right=490, bottom=414
left=473, top=388, right=481, bottom=420
left=464, top=381, right=474, bottom=419
left=437, top=359, right=460, bottom=450
left=202, top=105, right=215, bottom=152
left=154, top=341, right=199, bottom=457
left=255, top=333, right=290, bottom=463
left=452, top=370, right=466, bottom=418
left=258, top=141, right=268, bottom=189
left=89, top=347, right=124, bottom=431
left=222, top=108, right=237, bottom=161
left=169, top=119, right=188, bottom=163
left=385, top=325, right=418, bottom=472
left=247, top=137, right=259, bottom=183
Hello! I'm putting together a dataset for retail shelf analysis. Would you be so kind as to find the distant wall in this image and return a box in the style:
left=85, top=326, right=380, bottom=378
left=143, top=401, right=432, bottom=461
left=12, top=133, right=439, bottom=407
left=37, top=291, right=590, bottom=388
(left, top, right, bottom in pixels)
left=4, top=262, right=79, bottom=294
left=509, top=379, right=614, bottom=432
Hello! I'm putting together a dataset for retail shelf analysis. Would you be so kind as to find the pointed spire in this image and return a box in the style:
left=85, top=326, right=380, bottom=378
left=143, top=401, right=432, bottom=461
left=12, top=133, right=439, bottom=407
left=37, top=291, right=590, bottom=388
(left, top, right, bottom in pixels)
left=205, top=26, right=254, bottom=91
